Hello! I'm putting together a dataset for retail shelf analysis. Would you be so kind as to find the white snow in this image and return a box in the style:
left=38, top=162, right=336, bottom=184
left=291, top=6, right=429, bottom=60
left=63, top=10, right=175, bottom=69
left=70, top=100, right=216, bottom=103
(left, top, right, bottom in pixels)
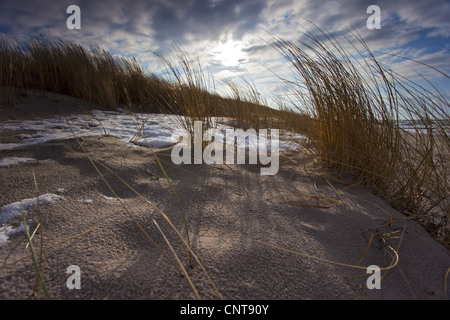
left=0, top=157, right=35, bottom=167
left=0, top=111, right=183, bottom=151
left=199, top=126, right=301, bottom=153
left=0, top=193, right=64, bottom=246
left=0, top=223, right=26, bottom=247
left=101, top=194, right=118, bottom=201
left=0, top=109, right=304, bottom=152
left=0, top=193, right=64, bottom=225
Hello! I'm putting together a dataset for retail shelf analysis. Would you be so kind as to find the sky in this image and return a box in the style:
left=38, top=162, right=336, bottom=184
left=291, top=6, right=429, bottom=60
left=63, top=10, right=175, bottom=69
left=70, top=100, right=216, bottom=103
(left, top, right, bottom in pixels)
left=0, top=0, right=449, bottom=109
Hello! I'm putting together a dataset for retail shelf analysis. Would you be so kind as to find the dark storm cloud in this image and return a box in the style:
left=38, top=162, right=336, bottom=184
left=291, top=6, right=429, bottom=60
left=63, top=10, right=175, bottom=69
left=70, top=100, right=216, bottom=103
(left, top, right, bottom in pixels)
left=0, top=0, right=269, bottom=46
left=149, top=0, right=267, bottom=43
left=1, top=0, right=449, bottom=45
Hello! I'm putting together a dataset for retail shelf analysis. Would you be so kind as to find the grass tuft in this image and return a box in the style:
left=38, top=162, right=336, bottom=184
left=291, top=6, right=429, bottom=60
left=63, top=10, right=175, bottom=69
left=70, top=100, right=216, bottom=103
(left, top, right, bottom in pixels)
left=272, top=27, right=449, bottom=242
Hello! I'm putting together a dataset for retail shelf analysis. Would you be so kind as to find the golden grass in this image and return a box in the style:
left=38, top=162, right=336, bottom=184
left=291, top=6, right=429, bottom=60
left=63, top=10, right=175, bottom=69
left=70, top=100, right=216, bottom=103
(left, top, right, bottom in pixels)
left=272, top=27, right=449, bottom=243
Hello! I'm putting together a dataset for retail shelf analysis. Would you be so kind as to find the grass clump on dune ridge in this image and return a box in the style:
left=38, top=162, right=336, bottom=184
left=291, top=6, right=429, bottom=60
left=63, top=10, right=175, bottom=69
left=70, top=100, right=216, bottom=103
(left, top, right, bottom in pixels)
left=272, top=28, right=449, bottom=243
left=0, top=35, right=154, bottom=109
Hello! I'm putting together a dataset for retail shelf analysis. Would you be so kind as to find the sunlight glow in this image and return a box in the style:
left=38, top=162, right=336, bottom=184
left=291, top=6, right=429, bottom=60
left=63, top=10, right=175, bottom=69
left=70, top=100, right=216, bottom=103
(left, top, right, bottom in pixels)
left=211, top=39, right=247, bottom=67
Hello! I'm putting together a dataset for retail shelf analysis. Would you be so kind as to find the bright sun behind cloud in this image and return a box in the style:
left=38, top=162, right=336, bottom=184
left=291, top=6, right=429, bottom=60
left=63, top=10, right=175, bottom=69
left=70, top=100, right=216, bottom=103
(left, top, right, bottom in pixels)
left=211, top=39, right=247, bottom=67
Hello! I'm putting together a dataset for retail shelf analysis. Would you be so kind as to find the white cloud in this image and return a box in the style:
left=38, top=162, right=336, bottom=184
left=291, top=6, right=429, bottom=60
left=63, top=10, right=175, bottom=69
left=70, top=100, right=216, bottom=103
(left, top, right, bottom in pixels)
left=0, top=0, right=448, bottom=108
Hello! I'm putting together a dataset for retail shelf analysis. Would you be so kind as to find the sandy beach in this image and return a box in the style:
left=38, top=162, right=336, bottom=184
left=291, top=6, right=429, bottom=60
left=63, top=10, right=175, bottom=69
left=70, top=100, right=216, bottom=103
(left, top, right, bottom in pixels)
left=0, top=93, right=449, bottom=300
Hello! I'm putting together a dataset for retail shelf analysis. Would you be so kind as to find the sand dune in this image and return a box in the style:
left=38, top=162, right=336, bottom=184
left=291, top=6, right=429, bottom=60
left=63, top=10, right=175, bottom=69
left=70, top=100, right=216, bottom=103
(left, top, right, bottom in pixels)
left=0, top=94, right=449, bottom=300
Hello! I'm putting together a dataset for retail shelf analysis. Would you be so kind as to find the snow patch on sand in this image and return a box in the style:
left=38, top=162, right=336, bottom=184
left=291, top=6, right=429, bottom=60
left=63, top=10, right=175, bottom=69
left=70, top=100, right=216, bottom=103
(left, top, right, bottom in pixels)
left=0, top=193, right=64, bottom=247
left=0, top=157, right=35, bottom=167
left=0, top=224, right=26, bottom=247
left=0, top=109, right=304, bottom=152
